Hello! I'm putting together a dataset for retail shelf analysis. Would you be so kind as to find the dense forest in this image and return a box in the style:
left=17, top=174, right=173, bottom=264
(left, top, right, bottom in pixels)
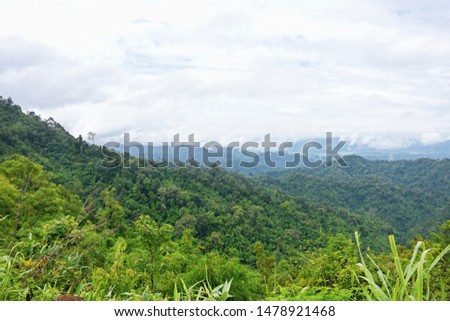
left=256, top=157, right=450, bottom=243
left=0, top=97, right=449, bottom=301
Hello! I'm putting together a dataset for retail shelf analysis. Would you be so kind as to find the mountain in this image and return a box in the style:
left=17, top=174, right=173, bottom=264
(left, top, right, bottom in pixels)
left=334, top=139, right=450, bottom=160
left=1, top=96, right=448, bottom=301
left=0, top=97, right=391, bottom=255
left=255, top=155, right=450, bottom=242
left=118, top=136, right=450, bottom=175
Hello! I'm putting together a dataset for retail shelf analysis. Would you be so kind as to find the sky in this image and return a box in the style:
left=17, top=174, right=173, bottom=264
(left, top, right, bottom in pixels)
left=1, top=0, right=449, bottom=149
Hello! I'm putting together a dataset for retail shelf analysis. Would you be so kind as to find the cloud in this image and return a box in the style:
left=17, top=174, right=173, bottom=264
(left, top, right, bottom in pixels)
left=0, top=36, right=122, bottom=108
left=0, top=0, right=449, bottom=148
left=420, top=132, right=446, bottom=145
left=0, top=36, right=57, bottom=73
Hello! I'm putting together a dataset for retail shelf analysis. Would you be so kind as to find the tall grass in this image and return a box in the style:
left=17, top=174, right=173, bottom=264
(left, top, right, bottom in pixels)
left=0, top=247, right=30, bottom=300
left=173, top=278, right=233, bottom=301
left=173, top=268, right=233, bottom=301
left=354, top=232, right=450, bottom=301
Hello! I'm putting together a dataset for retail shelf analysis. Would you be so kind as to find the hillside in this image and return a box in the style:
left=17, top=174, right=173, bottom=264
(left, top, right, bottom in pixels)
left=0, top=97, right=392, bottom=253
left=256, top=157, right=450, bottom=242
left=0, top=96, right=449, bottom=301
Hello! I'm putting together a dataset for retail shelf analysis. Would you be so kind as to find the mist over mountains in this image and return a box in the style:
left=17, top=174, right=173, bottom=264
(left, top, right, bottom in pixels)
left=113, top=135, right=450, bottom=175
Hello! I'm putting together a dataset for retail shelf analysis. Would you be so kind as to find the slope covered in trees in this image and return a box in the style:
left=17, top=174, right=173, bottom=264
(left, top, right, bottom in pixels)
left=0, top=97, right=449, bottom=301
left=255, top=157, right=450, bottom=243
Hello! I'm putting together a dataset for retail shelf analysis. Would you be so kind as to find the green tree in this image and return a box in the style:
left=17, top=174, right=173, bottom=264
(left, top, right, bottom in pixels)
left=135, top=215, right=174, bottom=290
left=253, top=241, right=276, bottom=292
left=96, top=188, right=125, bottom=234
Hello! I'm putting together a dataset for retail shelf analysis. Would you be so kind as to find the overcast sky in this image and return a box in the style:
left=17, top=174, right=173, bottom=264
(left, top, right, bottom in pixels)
left=1, top=0, right=449, bottom=149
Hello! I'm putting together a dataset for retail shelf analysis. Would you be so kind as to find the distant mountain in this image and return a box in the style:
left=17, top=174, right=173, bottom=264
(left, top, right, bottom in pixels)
left=116, top=135, right=449, bottom=176
left=335, top=140, right=450, bottom=160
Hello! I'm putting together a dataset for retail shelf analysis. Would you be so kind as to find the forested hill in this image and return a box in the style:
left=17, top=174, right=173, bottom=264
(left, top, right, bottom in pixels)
left=256, top=156, right=450, bottom=243
left=0, top=96, right=109, bottom=193
left=1, top=96, right=449, bottom=301
left=0, top=97, right=390, bottom=252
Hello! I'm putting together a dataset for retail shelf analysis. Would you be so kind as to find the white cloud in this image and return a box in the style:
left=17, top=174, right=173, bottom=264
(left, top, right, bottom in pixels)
left=0, top=0, right=449, bottom=148
left=420, top=132, right=446, bottom=145
left=0, top=36, right=122, bottom=108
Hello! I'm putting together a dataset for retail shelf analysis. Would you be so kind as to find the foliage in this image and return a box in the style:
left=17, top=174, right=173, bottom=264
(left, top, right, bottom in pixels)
left=354, top=232, right=450, bottom=300
left=173, top=275, right=233, bottom=301
left=256, top=157, right=450, bottom=243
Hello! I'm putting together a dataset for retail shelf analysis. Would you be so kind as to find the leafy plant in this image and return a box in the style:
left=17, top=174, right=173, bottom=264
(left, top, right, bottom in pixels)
left=354, top=232, right=450, bottom=300
left=174, top=278, right=233, bottom=301
left=173, top=267, right=233, bottom=301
